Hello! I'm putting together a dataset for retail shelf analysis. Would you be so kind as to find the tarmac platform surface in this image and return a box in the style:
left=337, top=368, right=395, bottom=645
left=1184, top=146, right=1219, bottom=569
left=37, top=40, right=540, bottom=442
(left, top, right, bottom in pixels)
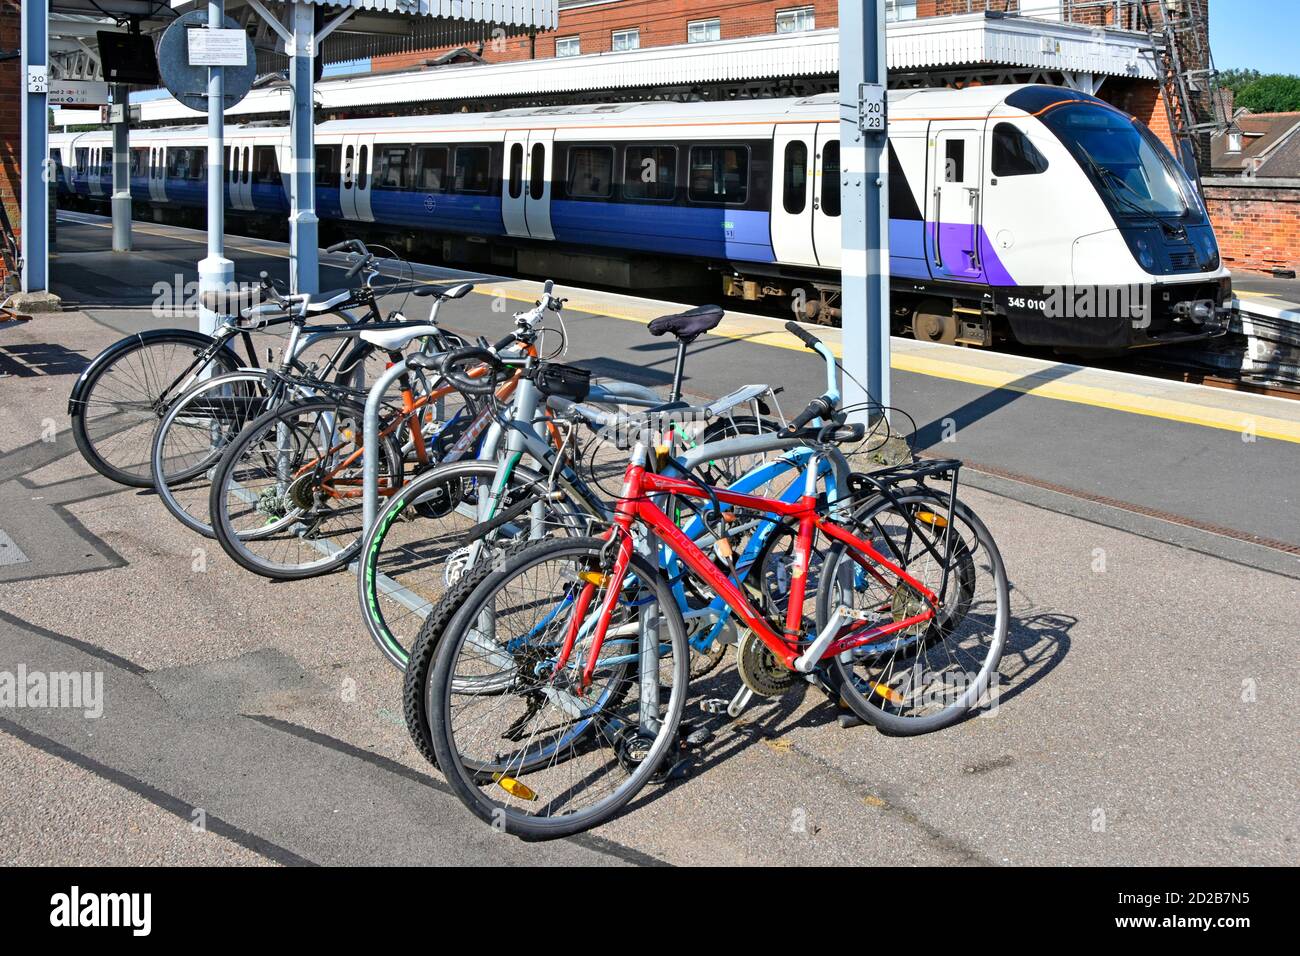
left=0, top=213, right=1295, bottom=866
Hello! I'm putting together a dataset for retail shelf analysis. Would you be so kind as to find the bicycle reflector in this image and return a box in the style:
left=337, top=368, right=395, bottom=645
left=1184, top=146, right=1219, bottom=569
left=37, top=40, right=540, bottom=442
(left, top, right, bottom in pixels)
left=493, top=774, right=538, bottom=801
left=579, top=571, right=609, bottom=586
left=869, top=682, right=905, bottom=705
left=916, top=511, right=949, bottom=528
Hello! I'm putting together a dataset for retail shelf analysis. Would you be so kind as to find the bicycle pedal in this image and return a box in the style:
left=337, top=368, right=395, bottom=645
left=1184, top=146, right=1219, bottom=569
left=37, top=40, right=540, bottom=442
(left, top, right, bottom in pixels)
left=837, top=712, right=866, bottom=730
left=684, top=726, right=714, bottom=748
left=652, top=755, right=694, bottom=784
left=700, top=698, right=730, bottom=715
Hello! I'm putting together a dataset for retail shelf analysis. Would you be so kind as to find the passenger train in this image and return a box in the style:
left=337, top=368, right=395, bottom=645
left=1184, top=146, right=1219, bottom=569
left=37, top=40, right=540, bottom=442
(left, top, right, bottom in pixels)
left=52, top=84, right=1232, bottom=352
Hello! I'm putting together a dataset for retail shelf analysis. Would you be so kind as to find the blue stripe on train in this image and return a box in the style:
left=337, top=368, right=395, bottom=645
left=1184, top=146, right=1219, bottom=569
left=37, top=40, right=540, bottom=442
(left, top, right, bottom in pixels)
left=550, top=201, right=774, bottom=262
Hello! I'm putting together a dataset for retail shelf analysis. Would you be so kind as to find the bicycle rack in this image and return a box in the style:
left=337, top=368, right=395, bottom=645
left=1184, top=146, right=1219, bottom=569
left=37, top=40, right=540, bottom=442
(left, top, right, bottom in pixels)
left=361, top=357, right=409, bottom=533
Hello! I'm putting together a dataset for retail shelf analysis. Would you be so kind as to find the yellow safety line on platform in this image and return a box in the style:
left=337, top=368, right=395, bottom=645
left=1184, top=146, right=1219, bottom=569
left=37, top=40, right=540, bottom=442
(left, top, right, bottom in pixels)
left=63, top=215, right=1300, bottom=444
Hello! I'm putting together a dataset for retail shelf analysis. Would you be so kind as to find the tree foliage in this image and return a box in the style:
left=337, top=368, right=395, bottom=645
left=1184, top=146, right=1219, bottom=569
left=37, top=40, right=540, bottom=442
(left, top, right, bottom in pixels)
left=1234, top=74, right=1300, bottom=114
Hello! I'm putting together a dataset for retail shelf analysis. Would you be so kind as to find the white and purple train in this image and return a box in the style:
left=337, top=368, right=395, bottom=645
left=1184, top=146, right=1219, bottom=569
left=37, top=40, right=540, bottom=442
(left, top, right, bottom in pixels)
left=53, top=83, right=1231, bottom=352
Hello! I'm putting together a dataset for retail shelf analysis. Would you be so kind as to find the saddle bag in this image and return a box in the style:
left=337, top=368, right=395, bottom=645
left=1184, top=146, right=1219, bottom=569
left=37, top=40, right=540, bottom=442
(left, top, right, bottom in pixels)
left=530, top=362, right=592, bottom=402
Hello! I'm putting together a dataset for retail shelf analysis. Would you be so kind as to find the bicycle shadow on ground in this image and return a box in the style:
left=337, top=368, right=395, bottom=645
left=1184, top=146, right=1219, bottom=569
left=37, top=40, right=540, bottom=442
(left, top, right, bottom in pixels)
left=622, top=586, right=1076, bottom=812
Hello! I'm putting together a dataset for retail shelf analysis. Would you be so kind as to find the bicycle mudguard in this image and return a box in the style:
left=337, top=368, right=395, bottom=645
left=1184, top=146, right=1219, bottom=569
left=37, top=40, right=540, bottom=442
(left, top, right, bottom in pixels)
left=67, top=328, right=237, bottom=415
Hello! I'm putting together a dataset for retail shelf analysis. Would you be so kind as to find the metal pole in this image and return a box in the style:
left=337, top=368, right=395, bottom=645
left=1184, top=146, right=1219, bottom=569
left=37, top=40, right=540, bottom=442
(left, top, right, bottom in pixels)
left=839, top=0, right=891, bottom=419
left=289, top=0, right=319, bottom=295
left=111, top=84, right=132, bottom=252
left=197, top=0, right=233, bottom=337
left=19, top=0, right=50, bottom=297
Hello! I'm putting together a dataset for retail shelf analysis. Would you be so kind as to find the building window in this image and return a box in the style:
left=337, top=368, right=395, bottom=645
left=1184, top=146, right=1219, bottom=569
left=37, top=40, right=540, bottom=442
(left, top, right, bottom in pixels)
left=612, top=28, right=640, bottom=52
left=886, top=0, right=918, bottom=22
left=555, top=36, right=580, bottom=57
left=776, top=6, right=815, bottom=34
left=688, top=18, right=721, bottom=44
left=623, top=145, right=676, bottom=201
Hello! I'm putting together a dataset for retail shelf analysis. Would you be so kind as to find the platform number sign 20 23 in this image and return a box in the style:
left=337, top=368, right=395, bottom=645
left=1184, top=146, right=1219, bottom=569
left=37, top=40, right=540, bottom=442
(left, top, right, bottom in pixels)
left=858, top=83, right=887, bottom=133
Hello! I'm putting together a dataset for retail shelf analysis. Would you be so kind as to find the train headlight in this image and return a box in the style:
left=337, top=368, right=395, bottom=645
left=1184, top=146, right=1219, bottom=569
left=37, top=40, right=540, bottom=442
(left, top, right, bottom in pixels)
left=1133, top=235, right=1158, bottom=272
left=1190, top=228, right=1221, bottom=272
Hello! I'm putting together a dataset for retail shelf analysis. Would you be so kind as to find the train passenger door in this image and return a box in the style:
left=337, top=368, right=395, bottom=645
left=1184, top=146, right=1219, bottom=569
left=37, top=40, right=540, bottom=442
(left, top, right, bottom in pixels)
left=523, top=130, right=554, bottom=240
left=926, top=125, right=985, bottom=282
left=149, top=147, right=167, bottom=203
left=770, top=124, right=818, bottom=268
left=502, top=134, right=529, bottom=237
left=228, top=143, right=253, bottom=210
left=88, top=147, right=104, bottom=198
left=340, top=134, right=374, bottom=222
left=811, top=125, right=841, bottom=269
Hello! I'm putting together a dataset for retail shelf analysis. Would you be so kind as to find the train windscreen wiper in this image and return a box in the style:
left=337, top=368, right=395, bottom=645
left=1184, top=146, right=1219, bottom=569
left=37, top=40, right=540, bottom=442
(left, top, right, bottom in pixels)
left=1082, top=153, right=1185, bottom=235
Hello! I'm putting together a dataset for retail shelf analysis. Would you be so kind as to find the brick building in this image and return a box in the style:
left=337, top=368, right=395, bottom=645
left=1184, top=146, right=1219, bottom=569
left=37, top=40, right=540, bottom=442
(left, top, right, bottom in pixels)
left=1, top=1, right=20, bottom=290
left=370, top=1, right=1199, bottom=155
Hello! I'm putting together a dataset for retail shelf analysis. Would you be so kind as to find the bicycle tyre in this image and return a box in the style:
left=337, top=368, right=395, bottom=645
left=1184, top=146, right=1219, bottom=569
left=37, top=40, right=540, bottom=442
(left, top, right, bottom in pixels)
left=207, top=396, right=403, bottom=580
left=71, top=331, right=241, bottom=487
left=425, top=536, right=689, bottom=840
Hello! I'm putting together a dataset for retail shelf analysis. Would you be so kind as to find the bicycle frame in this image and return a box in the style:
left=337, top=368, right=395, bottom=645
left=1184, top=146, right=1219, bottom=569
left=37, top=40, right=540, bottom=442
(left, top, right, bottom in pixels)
left=562, top=444, right=939, bottom=689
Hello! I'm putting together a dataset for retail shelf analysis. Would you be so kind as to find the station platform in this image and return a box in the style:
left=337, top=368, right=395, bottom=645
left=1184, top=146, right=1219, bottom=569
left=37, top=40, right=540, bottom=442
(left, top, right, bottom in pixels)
left=0, top=212, right=1295, bottom=867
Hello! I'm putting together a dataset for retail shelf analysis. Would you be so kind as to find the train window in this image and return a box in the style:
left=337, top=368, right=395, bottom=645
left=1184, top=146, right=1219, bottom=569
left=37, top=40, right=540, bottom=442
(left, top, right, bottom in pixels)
left=315, top=146, right=339, bottom=188
left=820, top=141, right=841, bottom=217
left=623, top=146, right=675, bottom=201
left=566, top=146, right=613, bottom=199
left=357, top=145, right=369, bottom=190
left=75, top=148, right=88, bottom=176
left=416, top=146, right=448, bottom=192
left=252, top=146, right=281, bottom=186
left=529, top=143, right=546, bottom=200
left=991, top=122, right=1049, bottom=177
left=166, top=148, right=187, bottom=178
left=375, top=145, right=411, bottom=190
left=508, top=143, right=524, bottom=199
left=688, top=145, right=749, bottom=205
left=944, top=140, right=965, bottom=182
left=189, top=147, right=206, bottom=180
left=230, top=146, right=239, bottom=183
left=453, top=146, right=491, bottom=194
left=343, top=145, right=355, bottom=189
left=131, top=148, right=146, bottom=178
left=242, top=147, right=250, bottom=184
left=783, top=141, right=808, bottom=214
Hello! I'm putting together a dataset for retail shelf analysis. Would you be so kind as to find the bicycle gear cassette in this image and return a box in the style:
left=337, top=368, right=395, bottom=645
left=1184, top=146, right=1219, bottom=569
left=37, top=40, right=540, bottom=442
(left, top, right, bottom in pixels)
left=736, top=631, right=796, bottom=698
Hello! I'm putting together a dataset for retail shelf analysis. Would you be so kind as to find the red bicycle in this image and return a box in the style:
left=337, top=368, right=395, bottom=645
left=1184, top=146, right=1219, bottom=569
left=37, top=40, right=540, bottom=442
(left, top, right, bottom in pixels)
left=418, top=323, right=1009, bottom=839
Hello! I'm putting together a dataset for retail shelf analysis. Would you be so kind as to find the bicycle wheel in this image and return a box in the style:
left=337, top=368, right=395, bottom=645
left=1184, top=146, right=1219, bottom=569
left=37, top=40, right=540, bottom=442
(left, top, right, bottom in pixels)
left=71, top=331, right=240, bottom=487
left=151, top=370, right=278, bottom=537
left=207, top=396, right=403, bottom=580
left=360, top=458, right=593, bottom=671
left=817, top=489, right=1008, bottom=735
left=424, top=536, right=688, bottom=840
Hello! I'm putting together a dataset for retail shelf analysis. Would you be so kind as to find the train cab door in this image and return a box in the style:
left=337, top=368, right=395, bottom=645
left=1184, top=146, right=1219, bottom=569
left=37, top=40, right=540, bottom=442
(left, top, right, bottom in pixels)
left=926, top=124, right=985, bottom=283
left=770, top=124, right=818, bottom=268
left=502, top=134, right=529, bottom=238
left=811, top=124, right=842, bottom=269
left=340, top=134, right=375, bottom=222
left=523, top=130, right=554, bottom=240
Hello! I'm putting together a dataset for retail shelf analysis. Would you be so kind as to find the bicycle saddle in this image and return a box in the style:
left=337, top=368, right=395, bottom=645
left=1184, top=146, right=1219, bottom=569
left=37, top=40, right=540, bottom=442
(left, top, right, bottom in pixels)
left=200, top=287, right=266, bottom=316
left=303, top=289, right=353, bottom=313
left=358, top=323, right=442, bottom=351
left=647, top=305, right=724, bottom=343
left=413, top=282, right=475, bottom=300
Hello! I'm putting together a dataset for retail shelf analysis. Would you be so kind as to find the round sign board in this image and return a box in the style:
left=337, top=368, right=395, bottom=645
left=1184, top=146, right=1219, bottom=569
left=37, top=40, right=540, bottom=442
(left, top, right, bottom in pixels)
left=157, top=11, right=256, bottom=113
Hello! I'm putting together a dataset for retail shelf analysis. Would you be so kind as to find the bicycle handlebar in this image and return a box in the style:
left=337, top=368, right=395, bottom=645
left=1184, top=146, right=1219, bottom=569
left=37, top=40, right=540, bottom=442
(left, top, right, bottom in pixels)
left=783, top=322, right=841, bottom=434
